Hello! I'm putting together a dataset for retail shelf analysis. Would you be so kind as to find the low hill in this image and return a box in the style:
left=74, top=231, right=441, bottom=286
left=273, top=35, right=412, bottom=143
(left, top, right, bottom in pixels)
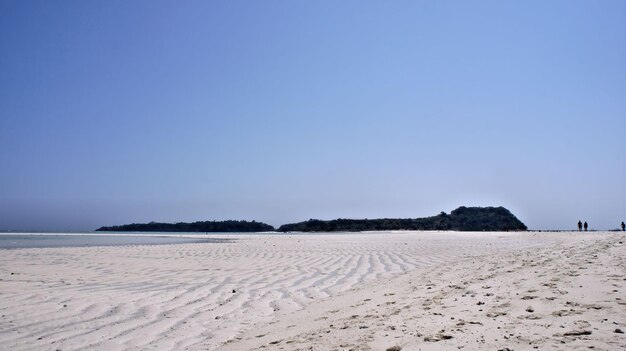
left=277, top=206, right=527, bottom=232
left=96, top=220, right=275, bottom=233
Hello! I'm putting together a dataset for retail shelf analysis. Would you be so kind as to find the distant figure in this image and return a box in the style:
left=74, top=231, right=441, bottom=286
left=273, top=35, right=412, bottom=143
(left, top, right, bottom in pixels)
left=622, top=221, right=625, bottom=231
left=584, top=221, right=588, bottom=231
left=578, top=220, right=582, bottom=232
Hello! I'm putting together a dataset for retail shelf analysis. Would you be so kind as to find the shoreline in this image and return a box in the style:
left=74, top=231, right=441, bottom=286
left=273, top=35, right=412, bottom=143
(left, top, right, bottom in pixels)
left=0, top=233, right=235, bottom=250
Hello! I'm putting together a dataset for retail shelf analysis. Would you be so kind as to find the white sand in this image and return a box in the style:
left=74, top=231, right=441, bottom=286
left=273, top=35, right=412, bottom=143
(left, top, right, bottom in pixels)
left=1, top=232, right=624, bottom=350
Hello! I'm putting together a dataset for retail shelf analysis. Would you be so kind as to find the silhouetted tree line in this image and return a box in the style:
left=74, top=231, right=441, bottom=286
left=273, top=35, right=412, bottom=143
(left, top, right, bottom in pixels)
left=96, top=207, right=528, bottom=233
left=277, top=206, right=527, bottom=232
left=96, top=220, right=275, bottom=233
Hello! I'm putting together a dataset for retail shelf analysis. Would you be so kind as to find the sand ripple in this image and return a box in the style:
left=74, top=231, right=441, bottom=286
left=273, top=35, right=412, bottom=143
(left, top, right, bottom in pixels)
left=0, top=232, right=568, bottom=350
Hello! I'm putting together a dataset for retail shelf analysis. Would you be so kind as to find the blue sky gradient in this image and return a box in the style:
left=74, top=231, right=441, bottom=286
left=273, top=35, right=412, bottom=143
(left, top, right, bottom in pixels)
left=1, top=1, right=625, bottom=231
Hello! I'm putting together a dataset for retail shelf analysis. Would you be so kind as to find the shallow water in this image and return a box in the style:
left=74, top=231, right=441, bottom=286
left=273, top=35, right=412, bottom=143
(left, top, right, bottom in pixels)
left=0, top=234, right=232, bottom=249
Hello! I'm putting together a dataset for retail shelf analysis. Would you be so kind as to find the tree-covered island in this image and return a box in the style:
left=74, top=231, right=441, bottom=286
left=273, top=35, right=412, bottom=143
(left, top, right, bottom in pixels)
left=277, top=206, right=527, bottom=232
left=96, top=220, right=275, bottom=233
left=96, top=207, right=527, bottom=233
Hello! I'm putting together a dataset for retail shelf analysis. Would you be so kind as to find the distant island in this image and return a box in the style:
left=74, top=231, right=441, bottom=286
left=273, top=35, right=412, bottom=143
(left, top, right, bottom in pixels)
left=96, top=207, right=527, bottom=233
left=277, top=206, right=527, bottom=232
left=96, top=220, right=275, bottom=233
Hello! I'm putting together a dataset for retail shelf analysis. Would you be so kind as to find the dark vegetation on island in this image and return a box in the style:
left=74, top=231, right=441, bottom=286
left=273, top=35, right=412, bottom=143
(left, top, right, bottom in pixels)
left=96, top=207, right=527, bottom=233
left=277, top=206, right=527, bottom=232
left=96, top=220, right=275, bottom=233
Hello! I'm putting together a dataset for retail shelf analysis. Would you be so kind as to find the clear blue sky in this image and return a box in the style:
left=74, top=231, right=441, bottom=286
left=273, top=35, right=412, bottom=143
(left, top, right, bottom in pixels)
left=1, top=1, right=625, bottom=231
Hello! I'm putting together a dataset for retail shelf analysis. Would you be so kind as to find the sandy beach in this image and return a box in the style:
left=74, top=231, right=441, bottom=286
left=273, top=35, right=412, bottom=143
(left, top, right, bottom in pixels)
left=1, top=231, right=624, bottom=350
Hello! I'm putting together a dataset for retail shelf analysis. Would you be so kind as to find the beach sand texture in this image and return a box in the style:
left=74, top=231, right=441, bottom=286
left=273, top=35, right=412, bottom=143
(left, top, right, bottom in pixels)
left=1, top=232, right=624, bottom=350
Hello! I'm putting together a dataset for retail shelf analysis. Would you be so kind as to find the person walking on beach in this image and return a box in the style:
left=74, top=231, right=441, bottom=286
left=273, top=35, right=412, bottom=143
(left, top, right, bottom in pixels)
left=584, top=221, right=588, bottom=231
left=578, top=220, right=583, bottom=231
left=622, top=221, right=625, bottom=231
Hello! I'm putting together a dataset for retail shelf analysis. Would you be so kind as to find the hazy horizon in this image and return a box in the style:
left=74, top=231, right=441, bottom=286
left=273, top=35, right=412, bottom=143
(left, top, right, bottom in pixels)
left=2, top=1, right=625, bottom=232
left=0, top=204, right=620, bottom=233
